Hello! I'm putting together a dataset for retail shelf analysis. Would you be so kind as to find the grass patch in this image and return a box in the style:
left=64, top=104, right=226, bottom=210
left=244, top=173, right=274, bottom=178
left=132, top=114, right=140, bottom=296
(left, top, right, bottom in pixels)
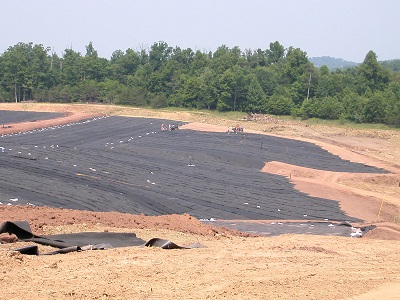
left=302, top=117, right=398, bottom=131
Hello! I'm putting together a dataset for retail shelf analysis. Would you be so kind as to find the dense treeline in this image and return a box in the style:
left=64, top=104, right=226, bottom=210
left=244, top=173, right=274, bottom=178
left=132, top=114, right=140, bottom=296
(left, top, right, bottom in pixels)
left=1, top=41, right=400, bottom=125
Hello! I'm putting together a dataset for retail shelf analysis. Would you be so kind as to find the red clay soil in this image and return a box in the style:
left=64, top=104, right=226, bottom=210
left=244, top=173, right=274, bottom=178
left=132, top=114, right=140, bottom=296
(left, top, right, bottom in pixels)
left=0, top=205, right=253, bottom=237
left=0, top=111, right=102, bottom=134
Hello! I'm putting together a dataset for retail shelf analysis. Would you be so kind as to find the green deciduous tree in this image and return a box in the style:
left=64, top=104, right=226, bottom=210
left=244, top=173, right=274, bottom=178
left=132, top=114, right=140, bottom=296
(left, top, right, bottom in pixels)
left=114, top=85, right=148, bottom=107
left=357, top=50, right=390, bottom=93
left=266, top=41, right=285, bottom=65
left=81, top=42, right=109, bottom=82
left=61, top=49, right=83, bottom=86
left=245, top=48, right=267, bottom=68
left=198, top=68, right=218, bottom=110
left=217, top=66, right=249, bottom=111
left=254, top=66, right=278, bottom=97
left=299, top=96, right=344, bottom=119
left=211, top=45, right=242, bottom=74
left=283, top=47, right=313, bottom=84
left=341, top=91, right=368, bottom=123
left=363, top=89, right=386, bottom=123
left=191, top=50, right=210, bottom=74
left=266, top=94, right=294, bottom=116
left=383, top=82, right=400, bottom=125
left=1, top=43, right=32, bottom=101
left=149, top=41, right=172, bottom=71
left=245, top=75, right=266, bottom=113
left=110, top=48, right=141, bottom=83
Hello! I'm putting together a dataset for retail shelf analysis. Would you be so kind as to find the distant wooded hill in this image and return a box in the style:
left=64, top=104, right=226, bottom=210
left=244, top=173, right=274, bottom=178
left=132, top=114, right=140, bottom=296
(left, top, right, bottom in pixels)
left=310, top=56, right=400, bottom=72
left=380, top=59, right=400, bottom=72
left=309, top=56, right=359, bottom=70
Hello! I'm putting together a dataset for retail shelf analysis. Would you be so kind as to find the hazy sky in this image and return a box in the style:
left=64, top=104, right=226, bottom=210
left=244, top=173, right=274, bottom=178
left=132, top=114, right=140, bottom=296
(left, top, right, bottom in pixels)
left=1, top=0, right=399, bottom=62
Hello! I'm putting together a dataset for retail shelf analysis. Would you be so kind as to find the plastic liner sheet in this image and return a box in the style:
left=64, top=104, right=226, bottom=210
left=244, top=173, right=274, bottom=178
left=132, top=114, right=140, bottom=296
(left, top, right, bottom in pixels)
left=0, top=221, right=204, bottom=255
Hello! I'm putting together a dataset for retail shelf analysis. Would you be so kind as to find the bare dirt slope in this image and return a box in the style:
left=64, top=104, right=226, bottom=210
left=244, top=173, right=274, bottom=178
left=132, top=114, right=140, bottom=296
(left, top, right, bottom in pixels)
left=1, top=103, right=400, bottom=300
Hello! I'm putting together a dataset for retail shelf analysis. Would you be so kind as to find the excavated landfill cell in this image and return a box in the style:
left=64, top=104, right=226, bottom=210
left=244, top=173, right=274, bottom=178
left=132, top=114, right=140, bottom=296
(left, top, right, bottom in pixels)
left=0, top=114, right=388, bottom=223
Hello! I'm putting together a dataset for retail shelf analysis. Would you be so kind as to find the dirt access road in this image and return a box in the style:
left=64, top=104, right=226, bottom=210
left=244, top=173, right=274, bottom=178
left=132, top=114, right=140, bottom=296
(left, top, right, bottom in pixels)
left=1, top=103, right=400, bottom=299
